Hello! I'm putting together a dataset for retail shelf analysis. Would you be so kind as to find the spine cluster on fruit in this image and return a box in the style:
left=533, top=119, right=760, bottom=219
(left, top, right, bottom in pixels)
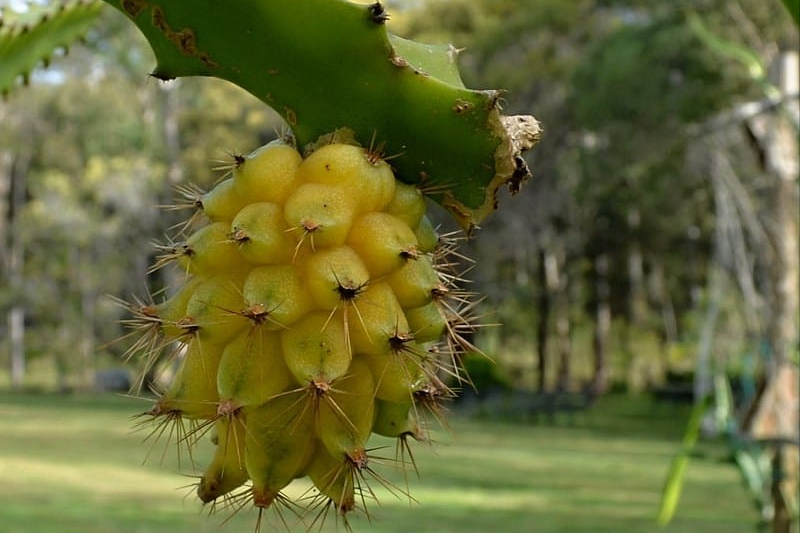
left=121, top=135, right=483, bottom=528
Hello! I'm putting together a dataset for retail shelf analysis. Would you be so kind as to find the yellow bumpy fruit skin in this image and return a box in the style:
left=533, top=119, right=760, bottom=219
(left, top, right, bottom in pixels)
left=233, top=140, right=303, bottom=205
left=201, top=178, right=245, bottom=223
left=372, top=399, right=424, bottom=439
left=153, top=338, right=224, bottom=419
left=414, top=214, right=439, bottom=254
left=133, top=139, right=482, bottom=524
left=297, top=143, right=395, bottom=214
left=405, top=301, right=448, bottom=343
left=179, top=222, right=248, bottom=275
left=197, top=417, right=249, bottom=503
left=316, top=357, right=375, bottom=462
left=305, top=442, right=356, bottom=513
left=280, top=311, right=351, bottom=385
left=347, top=212, right=419, bottom=277
left=185, top=272, right=249, bottom=344
left=245, top=392, right=316, bottom=507
left=284, top=182, right=356, bottom=251
left=366, top=351, right=424, bottom=404
left=230, top=202, right=294, bottom=265
left=152, top=276, right=204, bottom=339
left=347, top=281, right=410, bottom=356
left=304, top=246, right=370, bottom=310
left=387, top=255, right=440, bottom=309
left=384, top=181, right=426, bottom=229
left=217, top=329, right=293, bottom=410
left=243, top=265, right=312, bottom=329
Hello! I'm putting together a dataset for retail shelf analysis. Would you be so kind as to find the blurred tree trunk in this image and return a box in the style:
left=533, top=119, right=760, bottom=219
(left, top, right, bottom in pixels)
left=747, top=51, right=799, bottom=533
left=536, top=249, right=550, bottom=392
left=0, top=152, right=9, bottom=279
left=5, top=150, right=31, bottom=390
left=0, top=150, right=10, bottom=372
left=554, top=245, right=572, bottom=392
left=649, top=261, right=679, bottom=377
left=537, top=246, right=566, bottom=392
left=591, top=253, right=611, bottom=395
left=650, top=261, right=678, bottom=345
left=750, top=52, right=799, bottom=371
left=627, top=207, right=647, bottom=326
left=72, top=246, right=97, bottom=390
left=623, top=206, right=647, bottom=386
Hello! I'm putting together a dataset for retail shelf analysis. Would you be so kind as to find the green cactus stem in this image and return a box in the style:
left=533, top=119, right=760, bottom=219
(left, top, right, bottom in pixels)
left=0, top=0, right=103, bottom=98
left=102, top=0, right=540, bottom=230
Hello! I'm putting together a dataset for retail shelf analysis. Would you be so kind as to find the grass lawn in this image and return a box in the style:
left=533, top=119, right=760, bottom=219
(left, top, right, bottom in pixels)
left=0, top=392, right=758, bottom=533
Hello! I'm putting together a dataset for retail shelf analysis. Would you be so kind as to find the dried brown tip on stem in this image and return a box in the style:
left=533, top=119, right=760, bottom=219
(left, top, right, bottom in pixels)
left=241, top=302, right=285, bottom=329
left=216, top=399, right=241, bottom=418
left=367, top=2, right=389, bottom=25
left=388, top=330, right=415, bottom=354
left=399, top=246, right=419, bottom=261
left=247, top=491, right=303, bottom=533
left=252, top=487, right=277, bottom=509
left=347, top=448, right=369, bottom=470
left=336, top=278, right=368, bottom=302
left=312, top=379, right=331, bottom=395
left=229, top=228, right=250, bottom=244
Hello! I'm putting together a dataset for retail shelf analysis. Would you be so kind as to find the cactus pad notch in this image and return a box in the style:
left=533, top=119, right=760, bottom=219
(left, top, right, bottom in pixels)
left=0, top=0, right=104, bottom=98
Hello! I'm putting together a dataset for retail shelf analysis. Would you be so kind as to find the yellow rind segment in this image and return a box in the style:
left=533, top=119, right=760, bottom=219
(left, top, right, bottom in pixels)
left=245, top=392, right=316, bottom=507
left=366, top=351, right=424, bottom=404
left=316, top=357, right=375, bottom=462
left=348, top=212, right=418, bottom=277
left=230, top=202, right=294, bottom=264
left=347, top=282, right=409, bottom=356
left=280, top=311, right=351, bottom=385
left=154, top=338, right=224, bottom=419
left=384, top=181, right=426, bottom=229
left=304, top=443, right=356, bottom=513
left=185, top=272, right=249, bottom=344
left=372, top=399, right=423, bottom=439
left=201, top=178, right=244, bottom=223
left=243, top=265, right=312, bottom=330
left=233, top=140, right=303, bottom=205
left=304, top=246, right=370, bottom=310
left=284, top=182, right=356, bottom=251
left=297, top=142, right=395, bottom=214
left=197, top=416, right=249, bottom=503
left=405, top=301, right=447, bottom=343
left=153, top=276, right=205, bottom=339
left=387, top=255, right=439, bottom=309
left=217, top=329, right=293, bottom=409
left=178, top=222, right=248, bottom=275
left=414, top=215, right=439, bottom=254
